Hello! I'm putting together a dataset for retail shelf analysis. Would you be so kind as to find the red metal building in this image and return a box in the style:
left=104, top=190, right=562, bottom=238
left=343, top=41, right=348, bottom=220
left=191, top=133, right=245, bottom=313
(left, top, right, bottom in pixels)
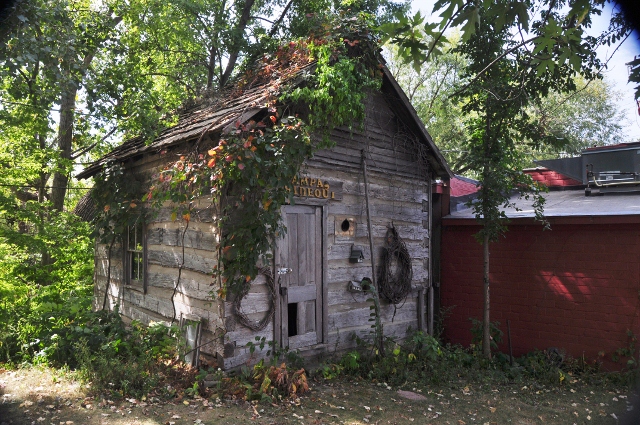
left=440, top=144, right=640, bottom=369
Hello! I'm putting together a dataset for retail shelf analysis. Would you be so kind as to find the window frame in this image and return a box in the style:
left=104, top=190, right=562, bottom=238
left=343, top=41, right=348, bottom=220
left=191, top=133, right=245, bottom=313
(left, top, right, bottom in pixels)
left=124, top=220, right=147, bottom=293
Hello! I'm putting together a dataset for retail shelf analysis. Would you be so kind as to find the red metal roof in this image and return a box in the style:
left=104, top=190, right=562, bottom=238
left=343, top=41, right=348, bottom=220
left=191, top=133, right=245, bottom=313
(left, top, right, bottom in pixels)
left=450, top=175, right=479, bottom=197
left=525, top=168, right=582, bottom=187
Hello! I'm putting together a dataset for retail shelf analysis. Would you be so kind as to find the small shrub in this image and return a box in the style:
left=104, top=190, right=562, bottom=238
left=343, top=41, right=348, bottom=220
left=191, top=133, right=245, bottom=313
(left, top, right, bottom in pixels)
left=74, top=314, right=187, bottom=397
left=469, top=317, right=503, bottom=352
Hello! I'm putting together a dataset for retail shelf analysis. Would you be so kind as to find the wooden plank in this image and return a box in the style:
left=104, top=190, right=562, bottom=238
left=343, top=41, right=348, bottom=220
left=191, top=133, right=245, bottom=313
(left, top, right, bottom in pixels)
left=277, top=210, right=290, bottom=346
left=287, top=284, right=317, bottom=303
left=147, top=248, right=217, bottom=274
left=151, top=206, right=216, bottom=224
left=328, top=301, right=418, bottom=329
left=288, top=331, right=317, bottom=350
left=297, top=299, right=307, bottom=335
left=147, top=227, right=217, bottom=251
left=320, top=206, right=328, bottom=344
left=305, top=300, right=316, bottom=338
left=224, top=325, right=273, bottom=347
left=326, top=320, right=415, bottom=352
left=288, top=209, right=298, bottom=290
left=146, top=270, right=214, bottom=301
left=297, top=210, right=308, bottom=288
left=224, top=294, right=272, bottom=316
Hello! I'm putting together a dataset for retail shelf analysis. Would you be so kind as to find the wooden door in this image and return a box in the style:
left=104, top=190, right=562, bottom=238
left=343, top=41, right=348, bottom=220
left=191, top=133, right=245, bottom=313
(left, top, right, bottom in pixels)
left=276, top=205, right=323, bottom=350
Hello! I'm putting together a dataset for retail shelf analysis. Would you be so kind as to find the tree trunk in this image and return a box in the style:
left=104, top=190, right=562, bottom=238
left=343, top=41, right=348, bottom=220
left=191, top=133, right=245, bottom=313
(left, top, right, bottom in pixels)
left=482, top=231, right=491, bottom=359
left=51, top=85, right=77, bottom=212
left=219, top=0, right=255, bottom=88
left=206, top=47, right=215, bottom=90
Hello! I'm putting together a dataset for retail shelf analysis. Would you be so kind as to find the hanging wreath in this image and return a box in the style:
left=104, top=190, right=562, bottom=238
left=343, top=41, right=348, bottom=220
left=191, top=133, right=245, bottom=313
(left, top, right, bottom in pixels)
left=378, top=224, right=413, bottom=304
left=234, top=267, right=276, bottom=331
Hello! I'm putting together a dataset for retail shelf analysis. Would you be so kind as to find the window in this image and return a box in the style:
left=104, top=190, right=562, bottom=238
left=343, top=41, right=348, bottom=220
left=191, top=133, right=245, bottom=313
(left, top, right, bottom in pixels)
left=126, top=221, right=147, bottom=291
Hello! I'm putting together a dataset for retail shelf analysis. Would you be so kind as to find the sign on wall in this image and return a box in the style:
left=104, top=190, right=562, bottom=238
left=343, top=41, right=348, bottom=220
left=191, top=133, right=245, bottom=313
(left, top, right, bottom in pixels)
left=290, top=176, right=343, bottom=201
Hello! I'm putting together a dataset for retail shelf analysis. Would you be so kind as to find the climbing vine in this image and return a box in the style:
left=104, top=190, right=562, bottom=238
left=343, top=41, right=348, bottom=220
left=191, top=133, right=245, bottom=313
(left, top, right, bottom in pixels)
left=144, top=12, right=384, bottom=296
left=92, top=161, right=151, bottom=309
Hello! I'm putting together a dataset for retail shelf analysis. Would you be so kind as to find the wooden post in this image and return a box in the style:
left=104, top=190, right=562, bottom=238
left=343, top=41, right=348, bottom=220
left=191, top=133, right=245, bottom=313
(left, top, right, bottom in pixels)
left=507, top=319, right=513, bottom=366
left=417, top=287, right=425, bottom=331
left=362, top=150, right=383, bottom=355
left=428, top=285, right=434, bottom=336
left=427, top=173, right=433, bottom=335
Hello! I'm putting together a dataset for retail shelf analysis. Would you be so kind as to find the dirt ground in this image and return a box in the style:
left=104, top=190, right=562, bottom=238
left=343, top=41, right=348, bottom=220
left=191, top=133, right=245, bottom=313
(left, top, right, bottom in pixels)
left=0, top=367, right=637, bottom=425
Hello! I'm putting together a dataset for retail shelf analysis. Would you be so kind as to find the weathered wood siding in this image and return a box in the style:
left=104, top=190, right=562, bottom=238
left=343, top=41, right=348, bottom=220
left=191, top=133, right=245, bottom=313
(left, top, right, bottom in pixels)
left=221, top=91, right=431, bottom=367
left=94, top=171, right=225, bottom=361
left=93, top=90, right=432, bottom=369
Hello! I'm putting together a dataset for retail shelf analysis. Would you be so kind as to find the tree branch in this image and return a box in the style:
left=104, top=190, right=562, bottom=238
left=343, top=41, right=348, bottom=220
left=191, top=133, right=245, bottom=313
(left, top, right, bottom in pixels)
left=268, top=0, right=295, bottom=38
left=219, top=0, right=256, bottom=88
left=449, top=35, right=542, bottom=98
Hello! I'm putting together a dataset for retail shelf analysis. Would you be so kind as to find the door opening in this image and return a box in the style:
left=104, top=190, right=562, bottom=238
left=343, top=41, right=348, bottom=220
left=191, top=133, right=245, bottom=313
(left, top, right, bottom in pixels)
left=288, top=303, right=298, bottom=337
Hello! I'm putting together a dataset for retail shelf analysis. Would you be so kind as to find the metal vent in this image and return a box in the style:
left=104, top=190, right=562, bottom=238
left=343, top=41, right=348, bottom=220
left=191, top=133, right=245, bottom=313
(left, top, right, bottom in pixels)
left=535, top=143, right=640, bottom=196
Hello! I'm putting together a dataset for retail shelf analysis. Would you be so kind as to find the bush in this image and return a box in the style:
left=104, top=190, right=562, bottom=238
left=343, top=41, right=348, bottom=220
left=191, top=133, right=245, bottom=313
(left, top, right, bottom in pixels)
left=74, top=313, right=190, bottom=397
left=0, top=214, right=94, bottom=364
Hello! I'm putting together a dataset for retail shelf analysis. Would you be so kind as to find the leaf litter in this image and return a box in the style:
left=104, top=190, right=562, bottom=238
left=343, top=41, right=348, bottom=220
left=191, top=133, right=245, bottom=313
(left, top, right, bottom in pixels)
left=0, top=367, right=637, bottom=425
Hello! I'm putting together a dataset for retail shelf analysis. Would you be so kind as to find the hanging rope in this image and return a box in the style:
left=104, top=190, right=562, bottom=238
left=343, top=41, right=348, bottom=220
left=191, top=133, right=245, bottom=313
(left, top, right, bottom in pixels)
left=234, top=267, right=276, bottom=331
left=378, top=223, right=413, bottom=305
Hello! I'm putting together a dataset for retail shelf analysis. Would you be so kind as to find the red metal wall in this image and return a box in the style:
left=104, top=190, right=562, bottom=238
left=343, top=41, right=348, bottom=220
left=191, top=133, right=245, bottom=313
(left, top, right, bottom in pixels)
left=441, top=221, right=640, bottom=369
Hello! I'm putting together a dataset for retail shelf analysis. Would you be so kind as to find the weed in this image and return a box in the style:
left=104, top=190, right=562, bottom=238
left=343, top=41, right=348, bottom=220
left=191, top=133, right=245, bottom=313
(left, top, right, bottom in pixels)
left=469, top=317, right=503, bottom=352
left=246, top=336, right=304, bottom=370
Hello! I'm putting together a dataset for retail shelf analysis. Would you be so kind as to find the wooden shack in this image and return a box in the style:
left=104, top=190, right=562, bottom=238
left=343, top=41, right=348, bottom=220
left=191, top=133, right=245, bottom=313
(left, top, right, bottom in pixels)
left=77, top=57, right=452, bottom=370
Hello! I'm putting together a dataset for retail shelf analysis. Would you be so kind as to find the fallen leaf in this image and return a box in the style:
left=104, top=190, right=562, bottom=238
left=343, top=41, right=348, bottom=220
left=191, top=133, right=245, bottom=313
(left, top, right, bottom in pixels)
left=489, top=407, right=496, bottom=413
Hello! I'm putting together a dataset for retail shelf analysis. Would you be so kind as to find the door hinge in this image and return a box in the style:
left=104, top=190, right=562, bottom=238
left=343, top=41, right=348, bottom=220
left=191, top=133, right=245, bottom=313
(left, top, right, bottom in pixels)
left=279, top=287, right=288, bottom=296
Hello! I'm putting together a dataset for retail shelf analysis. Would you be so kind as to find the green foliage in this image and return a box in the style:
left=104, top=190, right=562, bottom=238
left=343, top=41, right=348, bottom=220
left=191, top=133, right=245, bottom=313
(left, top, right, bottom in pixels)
left=0, top=212, right=93, bottom=363
left=525, top=77, right=628, bottom=157
left=383, top=0, right=630, bottom=85
left=150, top=14, right=382, bottom=296
left=613, top=330, right=638, bottom=367
left=247, top=336, right=305, bottom=370
left=91, top=161, right=150, bottom=246
left=333, top=330, right=626, bottom=389
left=384, top=34, right=473, bottom=174
left=469, top=317, right=503, bottom=352
left=75, top=313, right=186, bottom=397
left=285, top=11, right=382, bottom=141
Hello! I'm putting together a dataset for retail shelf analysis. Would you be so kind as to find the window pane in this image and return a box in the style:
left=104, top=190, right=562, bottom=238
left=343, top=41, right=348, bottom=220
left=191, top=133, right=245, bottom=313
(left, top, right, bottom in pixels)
left=128, top=223, right=144, bottom=282
left=131, top=252, right=143, bottom=281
